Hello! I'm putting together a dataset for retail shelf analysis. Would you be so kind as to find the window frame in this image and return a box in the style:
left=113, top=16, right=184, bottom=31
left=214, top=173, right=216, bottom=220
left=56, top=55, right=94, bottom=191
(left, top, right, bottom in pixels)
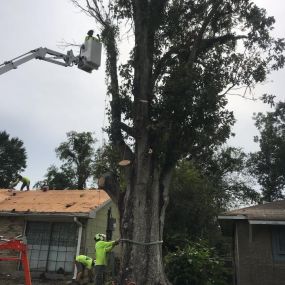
left=272, top=226, right=285, bottom=262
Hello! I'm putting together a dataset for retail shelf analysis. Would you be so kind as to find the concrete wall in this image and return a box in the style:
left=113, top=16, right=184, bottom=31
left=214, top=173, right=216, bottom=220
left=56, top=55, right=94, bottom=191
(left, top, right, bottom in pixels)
left=0, top=216, right=25, bottom=273
left=236, top=221, right=285, bottom=285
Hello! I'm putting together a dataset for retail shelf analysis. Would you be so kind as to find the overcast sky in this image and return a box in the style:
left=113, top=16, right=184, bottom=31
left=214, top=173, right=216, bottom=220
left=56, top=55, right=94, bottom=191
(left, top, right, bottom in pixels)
left=0, top=1, right=284, bottom=188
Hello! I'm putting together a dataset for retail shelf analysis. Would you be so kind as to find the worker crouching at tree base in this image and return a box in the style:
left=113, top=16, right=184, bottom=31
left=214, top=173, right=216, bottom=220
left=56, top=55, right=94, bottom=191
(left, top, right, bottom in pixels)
left=74, top=255, right=95, bottom=284
left=11, top=175, right=30, bottom=191
left=94, top=233, right=120, bottom=285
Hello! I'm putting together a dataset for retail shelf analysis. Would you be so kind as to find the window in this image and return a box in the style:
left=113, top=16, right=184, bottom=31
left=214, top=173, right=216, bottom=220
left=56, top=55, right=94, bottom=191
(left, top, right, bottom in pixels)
left=25, top=221, right=77, bottom=273
left=272, top=226, right=285, bottom=262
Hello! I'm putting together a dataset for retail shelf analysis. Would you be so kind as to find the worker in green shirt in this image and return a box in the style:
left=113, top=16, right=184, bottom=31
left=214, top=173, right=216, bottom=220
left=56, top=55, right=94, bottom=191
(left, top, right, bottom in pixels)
left=94, top=233, right=120, bottom=285
left=85, top=29, right=100, bottom=42
left=11, top=175, right=30, bottom=191
left=74, top=255, right=95, bottom=284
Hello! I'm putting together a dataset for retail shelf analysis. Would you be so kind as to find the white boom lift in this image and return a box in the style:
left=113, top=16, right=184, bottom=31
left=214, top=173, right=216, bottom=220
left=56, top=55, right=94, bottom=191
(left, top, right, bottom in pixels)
left=0, top=38, right=102, bottom=75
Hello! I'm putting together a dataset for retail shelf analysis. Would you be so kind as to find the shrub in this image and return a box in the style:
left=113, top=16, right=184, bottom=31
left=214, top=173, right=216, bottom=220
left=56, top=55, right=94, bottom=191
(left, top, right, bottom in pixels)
left=164, top=240, right=228, bottom=285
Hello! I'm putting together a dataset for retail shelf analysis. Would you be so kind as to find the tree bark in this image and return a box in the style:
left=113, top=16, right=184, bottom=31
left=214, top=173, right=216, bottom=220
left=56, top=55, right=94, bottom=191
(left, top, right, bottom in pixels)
left=119, top=163, right=172, bottom=285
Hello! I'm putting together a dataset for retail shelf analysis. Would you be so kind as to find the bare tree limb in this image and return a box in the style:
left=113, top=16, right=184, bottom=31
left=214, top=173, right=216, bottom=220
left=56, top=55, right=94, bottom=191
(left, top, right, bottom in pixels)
left=120, top=122, right=134, bottom=138
left=187, top=0, right=223, bottom=71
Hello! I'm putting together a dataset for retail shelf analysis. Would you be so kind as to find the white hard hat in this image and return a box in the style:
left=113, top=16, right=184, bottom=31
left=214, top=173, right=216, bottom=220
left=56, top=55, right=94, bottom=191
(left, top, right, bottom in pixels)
left=94, top=233, right=106, bottom=241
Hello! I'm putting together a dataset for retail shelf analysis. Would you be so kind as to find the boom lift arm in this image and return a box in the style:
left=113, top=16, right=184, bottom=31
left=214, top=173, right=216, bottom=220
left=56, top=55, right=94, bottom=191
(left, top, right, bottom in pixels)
left=0, top=39, right=102, bottom=75
left=0, top=48, right=78, bottom=75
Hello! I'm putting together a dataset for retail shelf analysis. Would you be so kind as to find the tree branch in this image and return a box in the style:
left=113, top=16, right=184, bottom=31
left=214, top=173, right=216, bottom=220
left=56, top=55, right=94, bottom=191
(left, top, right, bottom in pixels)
left=120, top=122, right=135, bottom=138
left=198, top=34, right=247, bottom=53
left=98, top=172, right=120, bottom=204
left=187, top=0, right=223, bottom=71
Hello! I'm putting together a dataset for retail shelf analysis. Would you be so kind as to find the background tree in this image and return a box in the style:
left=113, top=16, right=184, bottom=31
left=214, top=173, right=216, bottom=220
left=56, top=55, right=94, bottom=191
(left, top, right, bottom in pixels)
left=165, top=147, right=257, bottom=247
left=34, top=165, right=77, bottom=190
left=164, top=147, right=257, bottom=259
left=164, top=147, right=256, bottom=283
left=56, top=131, right=97, bottom=189
left=37, top=131, right=97, bottom=190
left=248, top=101, right=285, bottom=202
left=72, top=1, right=284, bottom=283
left=0, top=131, right=27, bottom=188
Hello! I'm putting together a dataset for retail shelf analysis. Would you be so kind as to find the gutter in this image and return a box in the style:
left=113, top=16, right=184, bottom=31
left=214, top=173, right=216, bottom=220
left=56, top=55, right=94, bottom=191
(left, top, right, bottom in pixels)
left=249, top=220, right=285, bottom=225
left=218, top=215, right=247, bottom=220
left=0, top=212, right=89, bottom=218
left=73, top=217, right=83, bottom=280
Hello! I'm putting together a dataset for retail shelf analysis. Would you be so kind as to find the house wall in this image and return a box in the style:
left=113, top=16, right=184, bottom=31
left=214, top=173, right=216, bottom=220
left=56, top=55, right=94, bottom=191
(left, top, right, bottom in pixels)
left=0, top=216, right=25, bottom=272
left=0, top=216, right=82, bottom=274
left=236, top=221, right=285, bottom=285
left=0, top=202, right=120, bottom=275
left=85, top=201, right=120, bottom=258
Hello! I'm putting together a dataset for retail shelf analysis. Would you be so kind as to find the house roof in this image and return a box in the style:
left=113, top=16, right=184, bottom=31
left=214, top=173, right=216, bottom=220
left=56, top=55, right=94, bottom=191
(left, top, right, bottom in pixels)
left=219, top=200, right=285, bottom=222
left=0, top=189, right=111, bottom=217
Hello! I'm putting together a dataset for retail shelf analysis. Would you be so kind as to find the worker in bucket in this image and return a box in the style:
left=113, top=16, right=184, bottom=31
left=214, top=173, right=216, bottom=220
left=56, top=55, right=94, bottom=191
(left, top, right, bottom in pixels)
left=94, top=233, right=120, bottom=285
left=74, top=255, right=95, bottom=284
left=80, top=29, right=100, bottom=60
left=11, top=175, right=30, bottom=191
left=85, top=29, right=100, bottom=42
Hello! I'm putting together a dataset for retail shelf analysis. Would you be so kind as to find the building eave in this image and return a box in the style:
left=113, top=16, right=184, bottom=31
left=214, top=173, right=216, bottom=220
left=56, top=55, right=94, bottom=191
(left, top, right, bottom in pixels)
left=218, top=215, right=247, bottom=220
left=0, top=211, right=90, bottom=218
left=88, top=199, right=112, bottom=218
left=249, top=220, right=285, bottom=225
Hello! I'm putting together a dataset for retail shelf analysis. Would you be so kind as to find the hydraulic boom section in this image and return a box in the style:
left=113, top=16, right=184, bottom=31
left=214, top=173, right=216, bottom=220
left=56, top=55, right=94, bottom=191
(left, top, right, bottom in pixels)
left=0, top=39, right=102, bottom=75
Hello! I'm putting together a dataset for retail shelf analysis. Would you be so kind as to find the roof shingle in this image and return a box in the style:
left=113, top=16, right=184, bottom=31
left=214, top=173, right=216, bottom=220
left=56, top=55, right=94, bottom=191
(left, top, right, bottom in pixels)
left=0, top=189, right=110, bottom=216
left=220, top=200, right=285, bottom=221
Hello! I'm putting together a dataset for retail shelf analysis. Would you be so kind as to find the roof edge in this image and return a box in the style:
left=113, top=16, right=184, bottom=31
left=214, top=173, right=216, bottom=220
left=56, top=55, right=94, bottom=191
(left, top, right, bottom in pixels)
left=249, top=220, right=285, bottom=225
left=218, top=215, right=247, bottom=220
left=0, top=212, right=90, bottom=218
left=89, top=199, right=112, bottom=218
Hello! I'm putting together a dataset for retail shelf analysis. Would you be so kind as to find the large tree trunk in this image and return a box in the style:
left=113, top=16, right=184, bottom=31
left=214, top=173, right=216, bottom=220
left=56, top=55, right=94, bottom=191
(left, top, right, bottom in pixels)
left=119, top=164, right=172, bottom=285
left=116, top=2, right=171, bottom=283
left=87, top=1, right=171, bottom=283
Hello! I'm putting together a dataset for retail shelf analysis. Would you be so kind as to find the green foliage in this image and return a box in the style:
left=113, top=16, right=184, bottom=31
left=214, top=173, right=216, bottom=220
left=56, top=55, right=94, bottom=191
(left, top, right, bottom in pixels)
left=93, top=143, right=128, bottom=191
left=114, top=0, right=285, bottom=170
left=55, top=131, right=97, bottom=189
left=93, top=144, right=121, bottom=178
left=34, top=165, right=77, bottom=190
left=0, top=131, right=27, bottom=188
left=200, top=147, right=260, bottom=207
left=164, top=240, right=228, bottom=285
left=38, top=131, right=97, bottom=190
left=165, top=150, right=257, bottom=245
left=164, top=150, right=255, bottom=284
left=72, top=0, right=285, bottom=283
left=165, top=160, right=220, bottom=243
left=248, top=101, right=285, bottom=201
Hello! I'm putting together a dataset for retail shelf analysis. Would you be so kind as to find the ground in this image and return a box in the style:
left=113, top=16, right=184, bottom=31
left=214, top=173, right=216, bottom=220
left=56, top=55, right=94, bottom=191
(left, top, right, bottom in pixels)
left=0, top=279, right=69, bottom=285
left=0, top=279, right=95, bottom=285
left=0, top=274, right=76, bottom=285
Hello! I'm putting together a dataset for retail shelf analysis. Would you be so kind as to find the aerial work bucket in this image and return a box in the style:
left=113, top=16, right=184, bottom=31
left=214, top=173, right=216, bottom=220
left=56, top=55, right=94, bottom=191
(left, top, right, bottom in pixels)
left=78, top=38, right=102, bottom=73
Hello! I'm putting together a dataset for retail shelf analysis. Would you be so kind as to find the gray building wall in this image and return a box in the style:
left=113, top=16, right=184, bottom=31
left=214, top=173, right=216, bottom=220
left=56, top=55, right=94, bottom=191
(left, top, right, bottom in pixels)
left=85, top=201, right=120, bottom=258
left=236, top=221, right=285, bottom=285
